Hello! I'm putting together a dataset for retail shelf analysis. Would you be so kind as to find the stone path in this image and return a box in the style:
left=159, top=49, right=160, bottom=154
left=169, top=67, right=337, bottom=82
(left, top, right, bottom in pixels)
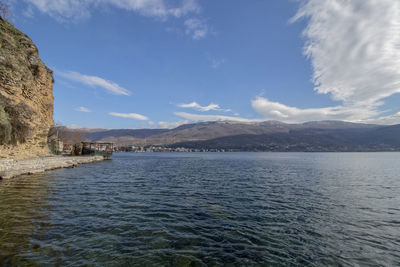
left=0, top=156, right=104, bottom=179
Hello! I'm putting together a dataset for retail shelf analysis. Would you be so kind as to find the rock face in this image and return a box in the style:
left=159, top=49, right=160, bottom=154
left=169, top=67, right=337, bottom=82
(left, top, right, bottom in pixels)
left=0, top=18, right=54, bottom=159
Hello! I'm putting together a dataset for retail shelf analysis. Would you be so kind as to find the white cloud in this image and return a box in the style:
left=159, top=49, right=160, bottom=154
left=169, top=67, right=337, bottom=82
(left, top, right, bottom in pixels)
left=365, top=112, right=400, bottom=125
left=158, top=120, right=189, bottom=129
left=23, top=0, right=201, bottom=21
left=22, top=0, right=208, bottom=40
left=148, top=121, right=155, bottom=127
left=178, top=102, right=219, bottom=112
left=57, top=70, right=130, bottom=96
left=178, top=101, right=232, bottom=112
left=22, top=5, right=35, bottom=18
left=250, top=0, right=400, bottom=125
left=211, top=58, right=225, bottom=69
left=184, top=18, right=208, bottom=40
left=293, top=0, right=400, bottom=104
left=66, top=124, right=85, bottom=129
left=291, top=0, right=400, bottom=105
left=109, top=112, right=149, bottom=120
left=174, top=112, right=259, bottom=123
left=75, top=106, right=91, bottom=112
left=251, top=97, right=380, bottom=123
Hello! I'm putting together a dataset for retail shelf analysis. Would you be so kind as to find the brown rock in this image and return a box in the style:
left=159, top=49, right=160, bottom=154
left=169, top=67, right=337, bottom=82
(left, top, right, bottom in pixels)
left=0, top=18, right=54, bottom=159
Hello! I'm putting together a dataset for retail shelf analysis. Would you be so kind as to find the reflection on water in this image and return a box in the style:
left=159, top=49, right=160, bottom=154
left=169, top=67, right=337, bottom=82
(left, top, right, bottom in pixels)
left=0, top=173, right=54, bottom=265
left=0, top=153, right=400, bottom=266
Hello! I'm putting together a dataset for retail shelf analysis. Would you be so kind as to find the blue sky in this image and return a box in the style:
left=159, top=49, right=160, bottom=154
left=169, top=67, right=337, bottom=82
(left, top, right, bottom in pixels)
left=8, top=0, right=400, bottom=128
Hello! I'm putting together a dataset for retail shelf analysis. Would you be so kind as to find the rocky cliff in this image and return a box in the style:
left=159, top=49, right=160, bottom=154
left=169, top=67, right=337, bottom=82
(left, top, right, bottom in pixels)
left=0, top=18, right=54, bottom=159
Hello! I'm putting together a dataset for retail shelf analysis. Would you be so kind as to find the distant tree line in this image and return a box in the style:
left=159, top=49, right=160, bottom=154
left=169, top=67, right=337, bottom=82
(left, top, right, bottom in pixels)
left=48, top=126, right=86, bottom=145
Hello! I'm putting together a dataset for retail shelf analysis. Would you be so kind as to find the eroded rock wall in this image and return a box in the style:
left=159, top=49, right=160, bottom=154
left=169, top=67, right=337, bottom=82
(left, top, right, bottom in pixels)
left=0, top=18, right=54, bottom=159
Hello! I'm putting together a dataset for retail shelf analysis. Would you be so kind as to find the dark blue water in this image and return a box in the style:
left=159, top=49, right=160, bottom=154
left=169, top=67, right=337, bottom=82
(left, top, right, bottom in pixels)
left=0, top=152, right=399, bottom=266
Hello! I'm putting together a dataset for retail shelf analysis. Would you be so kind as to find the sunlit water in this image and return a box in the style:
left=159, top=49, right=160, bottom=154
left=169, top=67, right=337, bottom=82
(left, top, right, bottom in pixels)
left=0, top=152, right=399, bottom=266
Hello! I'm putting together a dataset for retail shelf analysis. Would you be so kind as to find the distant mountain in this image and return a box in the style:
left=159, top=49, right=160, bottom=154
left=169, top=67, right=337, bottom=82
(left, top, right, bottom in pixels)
left=168, top=127, right=399, bottom=152
left=83, top=121, right=297, bottom=145
left=55, top=120, right=400, bottom=151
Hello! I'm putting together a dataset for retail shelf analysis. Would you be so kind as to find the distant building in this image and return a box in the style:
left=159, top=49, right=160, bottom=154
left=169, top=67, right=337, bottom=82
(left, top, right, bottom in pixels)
left=62, top=143, right=73, bottom=155
left=81, top=142, right=114, bottom=159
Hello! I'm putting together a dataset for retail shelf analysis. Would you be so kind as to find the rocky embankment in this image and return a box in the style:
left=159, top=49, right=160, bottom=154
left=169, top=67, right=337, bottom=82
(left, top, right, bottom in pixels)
left=0, top=17, right=54, bottom=159
left=0, top=156, right=105, bottom=179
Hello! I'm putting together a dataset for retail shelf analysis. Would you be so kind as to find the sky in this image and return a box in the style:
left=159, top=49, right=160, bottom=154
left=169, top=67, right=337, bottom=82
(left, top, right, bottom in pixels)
left=6, top=0, right=400, bottom=129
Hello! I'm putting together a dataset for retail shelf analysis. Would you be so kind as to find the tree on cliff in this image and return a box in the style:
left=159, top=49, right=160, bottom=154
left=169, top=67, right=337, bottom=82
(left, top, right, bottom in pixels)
left=0, top=1, right=11, bottom=21
left=48, top=126, right=85, bottom=145
left=0, top=102, right=12, bottom=144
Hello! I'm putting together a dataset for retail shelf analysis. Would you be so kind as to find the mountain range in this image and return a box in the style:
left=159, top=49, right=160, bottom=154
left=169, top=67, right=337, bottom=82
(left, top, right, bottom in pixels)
left=55, top=121, right=400, bottom=152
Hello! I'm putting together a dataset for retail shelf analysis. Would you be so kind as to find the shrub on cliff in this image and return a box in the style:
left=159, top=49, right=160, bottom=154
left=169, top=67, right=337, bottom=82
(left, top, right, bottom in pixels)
left=0, top=101, right=11, bottom=144
left=0, top=100, right=29, bottom=145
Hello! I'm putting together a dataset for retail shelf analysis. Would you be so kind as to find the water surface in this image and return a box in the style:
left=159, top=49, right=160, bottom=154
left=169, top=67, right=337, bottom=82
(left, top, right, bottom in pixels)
left=0, top=152, right=399, bottom=266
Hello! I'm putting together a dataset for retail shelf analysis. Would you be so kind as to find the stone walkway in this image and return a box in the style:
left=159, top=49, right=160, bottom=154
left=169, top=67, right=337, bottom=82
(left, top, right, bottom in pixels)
left=0, top=156, right=105, bottom=179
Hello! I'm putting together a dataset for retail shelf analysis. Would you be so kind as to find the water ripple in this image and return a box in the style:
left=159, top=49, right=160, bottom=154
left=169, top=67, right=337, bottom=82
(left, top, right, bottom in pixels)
left=1, top=152, right=400, bottom=266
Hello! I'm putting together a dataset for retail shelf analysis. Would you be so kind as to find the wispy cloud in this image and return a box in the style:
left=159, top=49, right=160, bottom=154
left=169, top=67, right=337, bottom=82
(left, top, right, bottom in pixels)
left=365, top=112, right=400, bottom=125
left=66, top=124, right=86, bottom=129
left=22, top=5, right=35, bottom=18
left=75, top=106, right=91, bottom=112
left=251, top=97, right=379, bottom=123
left=158, top=120, right=190, bottom=129
left=22, top=0, right=209, bottom=40
left=211, top=58, right=225, bottom=69
left=178, top=102, right=231, bottom=112
left=291, top=0, right=400, bottom=106
left=174, top=112, right=258, bottom=123
left=184, top=18, right=208, bottom=40
left=109, top=112, right=149, bottom=120
left=252, top=0, right=400, bottom=124
left=23, top=0, right=201, bottom=21
left=57, top=70, right=130, bottom=96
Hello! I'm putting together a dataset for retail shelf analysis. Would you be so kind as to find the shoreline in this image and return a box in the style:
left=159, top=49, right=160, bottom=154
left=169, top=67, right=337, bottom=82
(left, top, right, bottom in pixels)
left=0, top=156, right=105, bottom=179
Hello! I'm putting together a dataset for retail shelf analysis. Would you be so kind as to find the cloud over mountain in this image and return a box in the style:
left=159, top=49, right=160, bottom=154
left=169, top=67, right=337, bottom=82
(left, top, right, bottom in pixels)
left=254, top=0, right=400, bottom=124
left=109, top=112, right=148, bottom=120
left=178, top=102, right=221, bottom=112
left=174, top=112, right=257, bottom=123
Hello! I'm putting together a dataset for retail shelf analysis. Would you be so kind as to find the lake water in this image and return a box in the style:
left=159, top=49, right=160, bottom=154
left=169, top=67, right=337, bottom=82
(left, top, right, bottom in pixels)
left=0, top=152, right=399, bottom=266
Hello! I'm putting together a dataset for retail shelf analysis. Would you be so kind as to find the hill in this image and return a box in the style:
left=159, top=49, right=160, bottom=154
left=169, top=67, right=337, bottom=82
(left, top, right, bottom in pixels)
left=55, top=120, right=400, bottom=152
left=168, top=126, right=399, bottom=152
